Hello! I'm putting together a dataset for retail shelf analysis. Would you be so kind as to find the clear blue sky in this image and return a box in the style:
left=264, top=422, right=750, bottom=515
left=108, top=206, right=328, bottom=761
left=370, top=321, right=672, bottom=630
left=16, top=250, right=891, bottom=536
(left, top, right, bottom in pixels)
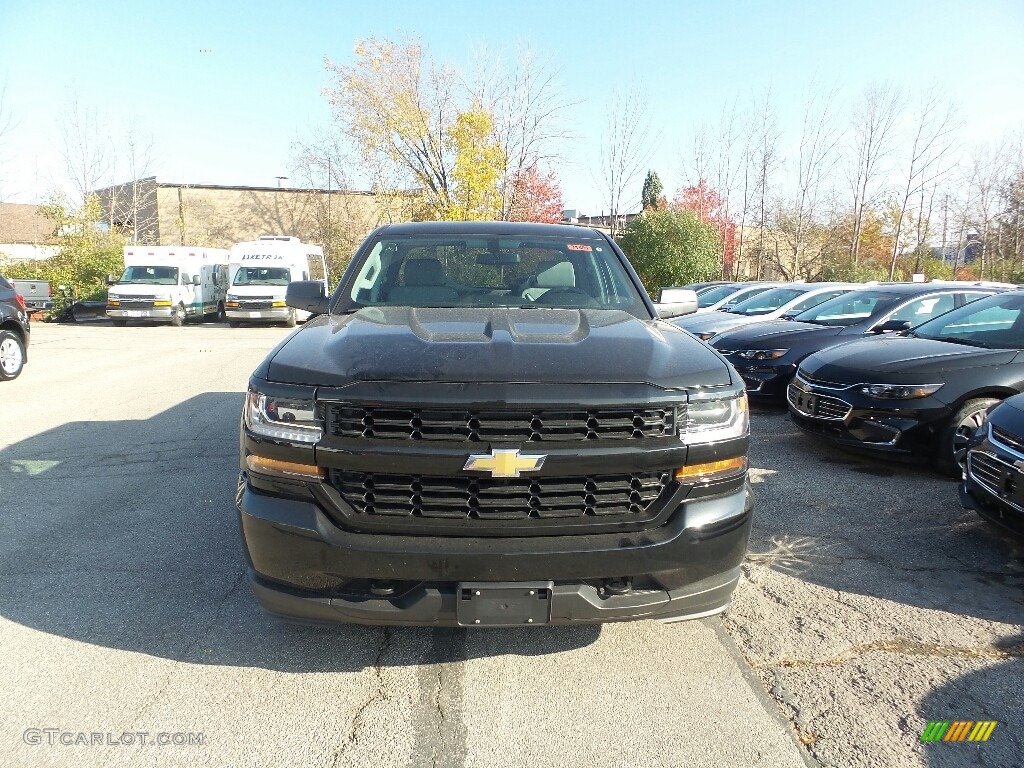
left=1, top=0, right=1022, bottom=212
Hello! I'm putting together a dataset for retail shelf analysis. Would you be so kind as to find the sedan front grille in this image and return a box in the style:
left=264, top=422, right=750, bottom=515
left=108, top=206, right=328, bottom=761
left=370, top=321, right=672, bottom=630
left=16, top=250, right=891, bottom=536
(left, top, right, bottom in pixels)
left=991, top=425, right=1024, bottom=457
left=322, top=404, right=676, bottom=442
left=787, top=384, right=852, bottom=421
left=329, top=469, right=671, bottom=521
left=969, top=451, right=1007, bottom=494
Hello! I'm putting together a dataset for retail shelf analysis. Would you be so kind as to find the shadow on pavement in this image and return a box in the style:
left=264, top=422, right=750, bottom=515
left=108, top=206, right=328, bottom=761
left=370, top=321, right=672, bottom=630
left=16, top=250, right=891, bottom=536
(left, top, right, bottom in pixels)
left=919, top=633, right=1023, bottom=768
left=0, top=393, right=599, bottom=673
left=744, top=408, right=1024, bottom=626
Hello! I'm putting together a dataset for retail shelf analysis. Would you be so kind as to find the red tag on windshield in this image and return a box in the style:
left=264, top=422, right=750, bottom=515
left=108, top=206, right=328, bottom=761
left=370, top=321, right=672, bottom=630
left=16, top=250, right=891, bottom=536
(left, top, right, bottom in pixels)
left=566, top=243, right=592, bottom=251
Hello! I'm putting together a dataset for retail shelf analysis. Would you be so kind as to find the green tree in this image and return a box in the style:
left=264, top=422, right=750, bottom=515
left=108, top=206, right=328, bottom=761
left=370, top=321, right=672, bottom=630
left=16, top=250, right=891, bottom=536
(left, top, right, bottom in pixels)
left=0, top=193, right=125, bottom=304
left=618, top=208, right=721, bottom=296
left=641, top=170, right=663, bottom=211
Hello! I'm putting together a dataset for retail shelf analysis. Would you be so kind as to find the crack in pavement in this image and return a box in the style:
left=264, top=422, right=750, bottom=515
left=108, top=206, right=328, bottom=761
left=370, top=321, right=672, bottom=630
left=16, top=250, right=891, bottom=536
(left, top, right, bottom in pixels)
left=331, top=625, right=394, bottom=766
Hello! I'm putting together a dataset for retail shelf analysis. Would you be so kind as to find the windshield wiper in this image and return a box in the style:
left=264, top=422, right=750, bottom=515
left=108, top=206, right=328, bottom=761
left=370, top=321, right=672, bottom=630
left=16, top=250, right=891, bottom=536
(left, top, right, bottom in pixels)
left=928, top=336, right=990, bottom=348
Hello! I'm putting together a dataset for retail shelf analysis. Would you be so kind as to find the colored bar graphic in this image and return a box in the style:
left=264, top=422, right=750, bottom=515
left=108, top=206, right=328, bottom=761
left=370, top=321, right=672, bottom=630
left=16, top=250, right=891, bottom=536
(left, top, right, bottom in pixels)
left=921, top=720, right=997, bottom=743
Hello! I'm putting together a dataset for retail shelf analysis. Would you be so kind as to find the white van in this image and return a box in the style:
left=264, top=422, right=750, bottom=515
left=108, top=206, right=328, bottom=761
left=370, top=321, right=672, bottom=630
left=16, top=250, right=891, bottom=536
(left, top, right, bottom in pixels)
left=226, top=236, right=328, bottom=327
left=106, top=246, right=230, bottom=326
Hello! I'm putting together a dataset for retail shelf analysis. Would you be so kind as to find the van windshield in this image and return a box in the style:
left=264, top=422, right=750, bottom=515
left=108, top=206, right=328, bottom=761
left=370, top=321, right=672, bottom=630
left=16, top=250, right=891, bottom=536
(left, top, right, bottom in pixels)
left=232, top=267, right=291, bottom=286
left=119, top=266, right=179, bottom=285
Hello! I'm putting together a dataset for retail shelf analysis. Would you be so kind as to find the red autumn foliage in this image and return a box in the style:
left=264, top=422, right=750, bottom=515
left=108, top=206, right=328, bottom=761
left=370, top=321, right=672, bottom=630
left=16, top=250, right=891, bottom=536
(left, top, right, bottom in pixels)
left=670, top=179, right=737, bottom=266
left=507, top=165, right=564, bottom=224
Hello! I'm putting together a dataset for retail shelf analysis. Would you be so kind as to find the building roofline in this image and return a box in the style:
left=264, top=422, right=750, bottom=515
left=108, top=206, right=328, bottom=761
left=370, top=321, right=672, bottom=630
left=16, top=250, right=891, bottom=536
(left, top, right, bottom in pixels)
left=91, top=177, right=398, bottom=196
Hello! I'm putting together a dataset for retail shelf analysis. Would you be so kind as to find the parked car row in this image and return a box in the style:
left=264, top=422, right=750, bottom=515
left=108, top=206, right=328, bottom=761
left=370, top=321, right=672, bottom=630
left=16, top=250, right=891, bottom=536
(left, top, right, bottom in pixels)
left=673, top=281, right=1024, bottom=538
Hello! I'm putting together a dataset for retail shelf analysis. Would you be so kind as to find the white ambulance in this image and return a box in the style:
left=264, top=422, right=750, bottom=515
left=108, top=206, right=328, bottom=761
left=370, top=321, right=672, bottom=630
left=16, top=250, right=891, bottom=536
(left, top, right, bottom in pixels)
left=106, top=246, right=230, bottom=326
left=225, top=236, right=328, bottom=327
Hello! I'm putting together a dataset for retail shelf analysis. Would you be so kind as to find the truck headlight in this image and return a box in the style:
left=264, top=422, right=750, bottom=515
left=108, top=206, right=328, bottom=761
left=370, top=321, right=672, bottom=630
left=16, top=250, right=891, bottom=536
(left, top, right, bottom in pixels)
left=153, top=293, right=172, bottom=301
left=679, top=394, right=749, bottom=444
left=227, top=294, right=239, bottom=302
left=857, top=383, right=942, bottom=400
left=733, top=349, right=788, bottom=361
left=244, top=388, right=322, bottom=443
left=107, top=294, right=120, bottom=302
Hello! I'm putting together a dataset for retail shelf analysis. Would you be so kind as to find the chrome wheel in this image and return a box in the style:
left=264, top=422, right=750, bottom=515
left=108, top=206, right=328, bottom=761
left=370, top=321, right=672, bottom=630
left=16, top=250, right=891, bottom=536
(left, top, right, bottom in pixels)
left=951, top=407, right=988, bottom=468
left=0, top=334, right=25, bottom=379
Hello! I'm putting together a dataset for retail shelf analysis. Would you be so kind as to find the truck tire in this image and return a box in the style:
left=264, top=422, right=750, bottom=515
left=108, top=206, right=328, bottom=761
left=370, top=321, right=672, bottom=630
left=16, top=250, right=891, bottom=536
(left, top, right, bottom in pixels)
left=936, top=397, right=999, bottom=477
left=0, top=329, right=26, bottom=380
left=170, top=303, right=186, bottom=327
left=216, top=302, right=226, bottom=322
left=112, top=318, right=127, bottom=327
left=284, top=309, right=297, bottom=328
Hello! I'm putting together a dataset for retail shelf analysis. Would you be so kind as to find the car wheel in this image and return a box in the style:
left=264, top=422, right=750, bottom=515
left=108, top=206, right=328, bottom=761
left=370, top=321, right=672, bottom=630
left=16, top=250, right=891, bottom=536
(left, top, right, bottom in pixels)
left=937, top=397, right=999, bottom=477
left=112, top=318, right=127, bottom=327
left=0, top=329, right=26, bottom=381
left=170, top=303, right=186, bottom=327
left=284, top=309, right=297, bottom=328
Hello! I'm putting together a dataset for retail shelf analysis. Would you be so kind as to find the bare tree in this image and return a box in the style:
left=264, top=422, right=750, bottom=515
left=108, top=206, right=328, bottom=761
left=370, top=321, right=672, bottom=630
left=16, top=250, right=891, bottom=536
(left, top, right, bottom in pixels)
left=104, top=124, right=159, bottom=243
left=59, top=95, right=113, bottom=202
left=887, top=87, right=960, bottom=278
left=847, top=83, right=904, bottom=265
left=751, top=91, right=781, bottom=279
left=596, top=85, right=653, bottom=237
left=469, top=44, right=574, bottom=219
left=787, top=83, right=842, bottom=278
left=0, top=81, right=15, bottom=200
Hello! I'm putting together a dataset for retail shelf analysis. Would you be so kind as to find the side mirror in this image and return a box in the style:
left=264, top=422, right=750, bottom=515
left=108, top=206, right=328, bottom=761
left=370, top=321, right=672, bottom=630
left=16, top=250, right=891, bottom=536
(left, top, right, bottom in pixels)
left=872, top=319, right=911, bottom=334
left=658, top=287, right=695, bottom=303
left=192, top=275, right=201, bottom=286
left=105, top=274, right=116, bottom=285
left=654, top=290, right=698, bottom=320
left=286, top=280, right=329, bottom=315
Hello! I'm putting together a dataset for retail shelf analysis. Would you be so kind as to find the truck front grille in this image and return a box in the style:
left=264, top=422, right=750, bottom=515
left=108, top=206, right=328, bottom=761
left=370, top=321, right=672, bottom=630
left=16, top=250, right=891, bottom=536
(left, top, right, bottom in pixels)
left=323, top=404, right=675, bottom=442
left=330, top=469, right=671, bottom=521
left=118, top=299, right=155, bottom=309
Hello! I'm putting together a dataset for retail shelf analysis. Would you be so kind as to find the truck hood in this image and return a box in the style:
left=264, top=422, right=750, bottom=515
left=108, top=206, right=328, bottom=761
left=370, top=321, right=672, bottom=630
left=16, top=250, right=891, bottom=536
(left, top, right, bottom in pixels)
left=801, top=335, right=1020, bottom=381
left=264, top=307, right=734, bottom=389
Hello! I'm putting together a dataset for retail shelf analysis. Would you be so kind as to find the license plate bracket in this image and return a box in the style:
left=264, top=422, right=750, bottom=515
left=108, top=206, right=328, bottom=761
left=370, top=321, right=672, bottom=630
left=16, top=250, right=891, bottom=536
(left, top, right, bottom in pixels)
left=456, top=582, right=553, bottom=627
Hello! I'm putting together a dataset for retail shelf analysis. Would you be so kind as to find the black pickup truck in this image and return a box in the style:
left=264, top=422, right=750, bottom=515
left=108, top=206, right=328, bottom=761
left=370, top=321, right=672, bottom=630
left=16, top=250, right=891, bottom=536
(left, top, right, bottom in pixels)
left=235, top=222, right=753, bottom=627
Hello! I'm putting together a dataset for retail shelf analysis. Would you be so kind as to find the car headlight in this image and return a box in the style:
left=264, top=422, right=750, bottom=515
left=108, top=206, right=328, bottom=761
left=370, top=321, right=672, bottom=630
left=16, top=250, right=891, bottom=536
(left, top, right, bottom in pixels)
left=733, top=349, right=788, bottom=361
left=857, top=383, right=943, bottom=400
left=679, top=394, right=749, bottom=444
left=107, top=294, right=120, bottom=302
left=244, top=388, right=322, bottom=443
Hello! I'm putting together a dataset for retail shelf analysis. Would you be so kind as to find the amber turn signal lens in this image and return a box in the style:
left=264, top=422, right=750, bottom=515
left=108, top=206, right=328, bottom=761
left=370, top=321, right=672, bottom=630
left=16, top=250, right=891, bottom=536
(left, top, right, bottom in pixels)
left=245, top=454, right=323, bottom=480
left=675, top=456, right=748, bottom=481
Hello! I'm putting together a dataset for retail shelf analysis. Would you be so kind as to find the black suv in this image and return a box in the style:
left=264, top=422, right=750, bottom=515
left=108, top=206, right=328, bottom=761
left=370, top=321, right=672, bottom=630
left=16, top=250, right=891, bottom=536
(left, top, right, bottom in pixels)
left=236, top=222, right=753, bottom=627
left=713, top=284, right=999, bottom=399
left=0, top=274, right=30, bottom=381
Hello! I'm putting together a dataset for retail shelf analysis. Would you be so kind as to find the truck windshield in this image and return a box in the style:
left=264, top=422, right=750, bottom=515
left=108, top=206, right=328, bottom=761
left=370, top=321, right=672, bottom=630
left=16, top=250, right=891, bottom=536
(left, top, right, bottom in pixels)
left=342, top=234, right=647, bottom=315
left=119, top=266, right=179, bottom=285
left=232, top=267, right=291, bottom=286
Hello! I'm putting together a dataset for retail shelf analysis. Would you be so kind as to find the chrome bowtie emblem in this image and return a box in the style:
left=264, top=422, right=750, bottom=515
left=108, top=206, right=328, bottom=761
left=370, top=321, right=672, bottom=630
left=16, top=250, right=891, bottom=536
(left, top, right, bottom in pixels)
left=463, top=449, right=547, bottom=478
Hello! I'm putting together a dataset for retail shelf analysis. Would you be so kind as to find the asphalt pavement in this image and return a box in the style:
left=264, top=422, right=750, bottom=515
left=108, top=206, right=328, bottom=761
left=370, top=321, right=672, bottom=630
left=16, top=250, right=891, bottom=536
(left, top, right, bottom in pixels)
left=0, top=323, right=808, bottom=768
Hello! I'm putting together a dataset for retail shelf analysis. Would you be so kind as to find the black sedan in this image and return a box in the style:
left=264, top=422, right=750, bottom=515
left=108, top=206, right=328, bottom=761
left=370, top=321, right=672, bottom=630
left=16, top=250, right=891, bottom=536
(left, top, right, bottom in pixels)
left=788, top=290, right=1024, bottom=475
left=960, top=393, right=1024, bottom=537
left=713, top=284, right=1000, bottom=399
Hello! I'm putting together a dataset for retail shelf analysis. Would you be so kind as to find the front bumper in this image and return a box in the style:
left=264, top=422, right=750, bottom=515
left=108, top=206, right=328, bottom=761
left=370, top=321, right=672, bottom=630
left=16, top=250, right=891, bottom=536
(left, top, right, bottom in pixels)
left=106, top=307, right=176, bottom=321
left=786, top=378, right=949, bottom=456
left=237, top=474, right=754, bottom=626
left=226, top=308, right=290, bottom=321
left=727, top=361, right=796, bottom=398
left=961, top=432, right=1024, bottom=537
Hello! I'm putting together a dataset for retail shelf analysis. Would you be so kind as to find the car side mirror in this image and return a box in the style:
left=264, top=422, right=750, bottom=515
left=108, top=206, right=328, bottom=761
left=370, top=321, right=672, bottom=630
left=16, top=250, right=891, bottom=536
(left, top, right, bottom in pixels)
left=192, top=275, right=201, bottom=286
left=655, top=290, right=699, bottom=320
left=872, top=319, right=911, bottom=334
left=286, top=280, right=329, bottom=315
left=105, top=274, right=116, bottom=285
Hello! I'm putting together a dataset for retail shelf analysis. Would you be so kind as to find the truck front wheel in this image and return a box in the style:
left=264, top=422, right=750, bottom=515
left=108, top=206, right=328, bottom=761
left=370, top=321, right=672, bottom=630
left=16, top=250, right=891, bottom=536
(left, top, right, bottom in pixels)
left=284, top=309, right=297, bottom=328
left=170, top=303, right=186, bottom=327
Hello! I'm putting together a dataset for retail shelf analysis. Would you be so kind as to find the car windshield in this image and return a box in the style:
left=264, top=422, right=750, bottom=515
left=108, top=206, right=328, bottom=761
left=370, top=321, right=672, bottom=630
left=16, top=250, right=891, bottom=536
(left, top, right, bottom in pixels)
left=118, top=266, right=179, bottom=285
left=913, top=292, right=1024, bottom=349
left=728, top=287, right=806, bottom=315
left=232, top=267, right=291, bottom=286
left=697, top=284, right=743, bottom=307
left=342, top=234, right=647, bottom=315
left=793, top=290, right=902, bottom=326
